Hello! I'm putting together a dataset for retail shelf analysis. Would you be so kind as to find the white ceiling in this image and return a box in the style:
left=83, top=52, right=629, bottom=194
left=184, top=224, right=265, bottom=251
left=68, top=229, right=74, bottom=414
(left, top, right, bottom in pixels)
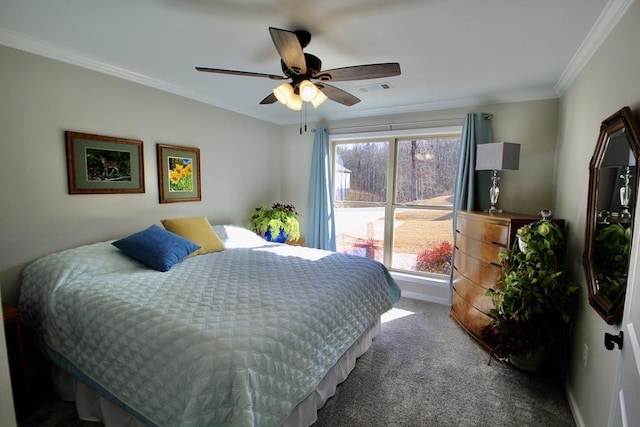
left=0, top=0, right=627, bottom=125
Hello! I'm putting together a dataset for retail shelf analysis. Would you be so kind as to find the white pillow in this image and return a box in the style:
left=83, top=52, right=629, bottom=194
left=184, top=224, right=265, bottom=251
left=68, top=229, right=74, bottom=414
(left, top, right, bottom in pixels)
left=212, top=225, right=270, bottom=248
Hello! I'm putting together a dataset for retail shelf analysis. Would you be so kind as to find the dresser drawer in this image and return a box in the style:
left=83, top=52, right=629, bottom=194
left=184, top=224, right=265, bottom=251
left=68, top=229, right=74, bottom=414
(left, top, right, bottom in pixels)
left=452, top=271, right=497, bottom=315
left=453, top=250, right=503, bottom=290
left=456, top=214, right=509, bottom=247
left=455, top=230, right=507, bottom=265
left=451, top=287, right=492, bottom=348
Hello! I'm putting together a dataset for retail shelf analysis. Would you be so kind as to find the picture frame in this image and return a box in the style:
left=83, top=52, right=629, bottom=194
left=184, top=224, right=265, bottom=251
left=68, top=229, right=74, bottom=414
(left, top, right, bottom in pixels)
left=157, top=144, right=202, bottom=203
left=65, top=131, right=145, bottom=194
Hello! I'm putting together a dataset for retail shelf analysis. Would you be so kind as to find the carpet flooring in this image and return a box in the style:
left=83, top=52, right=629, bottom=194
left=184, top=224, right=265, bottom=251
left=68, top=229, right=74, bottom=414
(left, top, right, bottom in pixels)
left=16, top=297, right=575, bottom=427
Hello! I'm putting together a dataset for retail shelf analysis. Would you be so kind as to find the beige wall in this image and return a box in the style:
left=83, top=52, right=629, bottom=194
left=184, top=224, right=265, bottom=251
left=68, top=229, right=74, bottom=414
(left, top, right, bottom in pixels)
left=0, top=45, right=282, bottom=305
left=555, top=1, right=640, bottom=426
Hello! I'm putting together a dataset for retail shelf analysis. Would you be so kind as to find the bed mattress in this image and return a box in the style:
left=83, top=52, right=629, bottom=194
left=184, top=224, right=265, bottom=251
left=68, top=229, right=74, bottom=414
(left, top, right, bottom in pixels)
left=19, top=225, right=400, bottom=426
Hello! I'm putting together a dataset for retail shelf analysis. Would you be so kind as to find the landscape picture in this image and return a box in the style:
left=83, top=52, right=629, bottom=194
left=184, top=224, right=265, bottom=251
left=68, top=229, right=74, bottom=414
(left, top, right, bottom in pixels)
left=85, top=148, right=132, bottom=182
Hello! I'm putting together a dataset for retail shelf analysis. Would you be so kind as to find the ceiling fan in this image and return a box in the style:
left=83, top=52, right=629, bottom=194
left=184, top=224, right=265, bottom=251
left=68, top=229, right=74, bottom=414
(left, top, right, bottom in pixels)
left=196, top=27, right=401, bottom=111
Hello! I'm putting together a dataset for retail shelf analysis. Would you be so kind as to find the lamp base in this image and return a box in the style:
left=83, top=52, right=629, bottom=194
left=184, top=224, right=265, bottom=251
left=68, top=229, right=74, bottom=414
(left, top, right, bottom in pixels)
left=488, top=170, right=501, bottom=214
left=486, top=207, right=503, bottom=214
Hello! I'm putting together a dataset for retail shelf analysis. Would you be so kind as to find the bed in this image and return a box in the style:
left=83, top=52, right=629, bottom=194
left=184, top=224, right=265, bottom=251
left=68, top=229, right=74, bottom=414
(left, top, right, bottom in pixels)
left=18, top=223, right=400, bottom=426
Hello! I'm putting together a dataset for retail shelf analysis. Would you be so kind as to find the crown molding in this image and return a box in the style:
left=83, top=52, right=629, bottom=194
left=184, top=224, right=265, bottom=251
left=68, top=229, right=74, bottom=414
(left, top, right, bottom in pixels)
left=554, top=0, right=635, bottom=95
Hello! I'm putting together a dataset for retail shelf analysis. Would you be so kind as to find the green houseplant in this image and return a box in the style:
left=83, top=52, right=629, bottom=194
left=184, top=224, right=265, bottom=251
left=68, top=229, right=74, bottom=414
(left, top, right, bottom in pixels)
left=481, top=219, right=579, bottom=370
left=249, top=203, right=301, bottom=243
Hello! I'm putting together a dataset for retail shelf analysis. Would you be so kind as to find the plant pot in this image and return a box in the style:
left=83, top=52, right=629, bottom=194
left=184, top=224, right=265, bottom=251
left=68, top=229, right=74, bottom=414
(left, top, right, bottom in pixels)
left=509, top=346, right=547, bottom=372
left=264, top=227, right=287, bottom=243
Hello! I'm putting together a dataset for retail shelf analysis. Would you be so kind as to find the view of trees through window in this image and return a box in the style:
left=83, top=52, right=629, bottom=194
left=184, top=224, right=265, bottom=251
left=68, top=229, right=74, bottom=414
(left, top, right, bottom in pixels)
left=333, top=132, right=461, bottom=275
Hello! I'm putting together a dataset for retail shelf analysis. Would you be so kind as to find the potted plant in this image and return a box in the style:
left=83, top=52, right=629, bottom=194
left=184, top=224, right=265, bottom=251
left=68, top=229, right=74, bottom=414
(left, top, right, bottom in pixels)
left=481, top=219, right=579, bottom=371
left=249, top=203, right=301, bottom=243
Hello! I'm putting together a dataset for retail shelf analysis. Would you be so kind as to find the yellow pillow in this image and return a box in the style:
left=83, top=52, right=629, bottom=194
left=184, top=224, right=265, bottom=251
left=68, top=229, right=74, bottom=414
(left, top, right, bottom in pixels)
left=161, top=216, right=225, bottom=256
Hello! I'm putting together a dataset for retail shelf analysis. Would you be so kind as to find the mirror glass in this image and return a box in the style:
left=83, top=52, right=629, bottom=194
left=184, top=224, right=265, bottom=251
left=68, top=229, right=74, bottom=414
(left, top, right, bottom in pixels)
left=584, top=106, right=640, bottom=324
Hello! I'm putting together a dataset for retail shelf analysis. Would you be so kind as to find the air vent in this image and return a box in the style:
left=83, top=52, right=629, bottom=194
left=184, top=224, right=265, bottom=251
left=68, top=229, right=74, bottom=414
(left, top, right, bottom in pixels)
left=357, top=82, right=394, bottom=93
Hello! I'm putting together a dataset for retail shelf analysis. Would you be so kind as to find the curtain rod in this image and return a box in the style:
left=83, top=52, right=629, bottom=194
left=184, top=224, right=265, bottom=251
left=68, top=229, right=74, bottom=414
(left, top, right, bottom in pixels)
left=312, top=114, right=492, bottom=133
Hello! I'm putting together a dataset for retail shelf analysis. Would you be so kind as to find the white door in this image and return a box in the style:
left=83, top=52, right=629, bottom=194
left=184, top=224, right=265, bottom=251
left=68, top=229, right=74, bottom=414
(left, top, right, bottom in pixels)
left=607, top=218, right=640, bottom=426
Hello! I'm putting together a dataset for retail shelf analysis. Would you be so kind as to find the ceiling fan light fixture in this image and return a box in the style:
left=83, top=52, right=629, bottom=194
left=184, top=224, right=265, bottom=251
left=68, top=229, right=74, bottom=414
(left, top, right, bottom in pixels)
left=196, top=28, right=401, bottom=114
left=273, top=82, right=294, bottom=105
left=311, top=89, right=328, bottom=108
left=299, top=80, right=318, bottom=102
left=286, top=93, right=303, bottom=111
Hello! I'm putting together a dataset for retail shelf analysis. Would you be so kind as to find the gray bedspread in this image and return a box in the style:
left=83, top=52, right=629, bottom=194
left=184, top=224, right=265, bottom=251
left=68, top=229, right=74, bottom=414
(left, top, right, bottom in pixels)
left=19, top=225, right=400, bottom=426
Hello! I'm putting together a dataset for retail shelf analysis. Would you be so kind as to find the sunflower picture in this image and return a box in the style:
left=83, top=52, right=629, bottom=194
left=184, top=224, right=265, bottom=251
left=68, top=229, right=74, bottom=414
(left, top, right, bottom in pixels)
left=168, top=156, right=193, bottom=192
left=157, top=144, right=200, bottom=203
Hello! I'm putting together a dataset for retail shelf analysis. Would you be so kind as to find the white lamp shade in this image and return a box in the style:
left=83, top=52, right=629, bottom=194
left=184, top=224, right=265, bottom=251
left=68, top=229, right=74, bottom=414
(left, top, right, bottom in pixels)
left=299, top=80, right=318, bottom=102
left=286, top=93, right=303, bottom=111
left=475, top=142, right=521, bottom=171
left=273, top=83, right=294, bottom=105
left=311, top=89, right=328, bottom=108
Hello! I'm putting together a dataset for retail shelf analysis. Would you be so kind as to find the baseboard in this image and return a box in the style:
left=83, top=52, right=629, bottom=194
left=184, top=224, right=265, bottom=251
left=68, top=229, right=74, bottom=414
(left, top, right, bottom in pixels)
left=390, top=271, right=450, bottom=306
left=400, top=290, right=449, bottom=306
left=566, top=387, right=585, bottom=427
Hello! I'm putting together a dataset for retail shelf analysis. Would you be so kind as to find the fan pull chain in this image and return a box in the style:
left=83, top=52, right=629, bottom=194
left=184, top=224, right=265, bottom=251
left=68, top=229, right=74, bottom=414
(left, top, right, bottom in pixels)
left=299, top=104, right=309, bottom=134
left=298, top=104, right=312, bottom=135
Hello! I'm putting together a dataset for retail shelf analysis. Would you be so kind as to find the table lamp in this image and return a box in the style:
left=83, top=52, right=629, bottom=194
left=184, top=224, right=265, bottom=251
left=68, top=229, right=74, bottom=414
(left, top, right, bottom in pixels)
left=475, top=142, right=521, bottom=213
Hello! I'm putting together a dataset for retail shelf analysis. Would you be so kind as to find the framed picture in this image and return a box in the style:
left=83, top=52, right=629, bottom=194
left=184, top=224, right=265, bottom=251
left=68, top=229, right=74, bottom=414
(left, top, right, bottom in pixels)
left=65, top=131, right=145, bottom=194
left=157, top=144, right=201, bottom=203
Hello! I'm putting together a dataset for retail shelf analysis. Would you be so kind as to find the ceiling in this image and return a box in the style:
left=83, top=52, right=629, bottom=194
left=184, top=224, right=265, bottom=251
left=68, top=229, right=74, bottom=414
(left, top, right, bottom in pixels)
left=0, top=0, right=624, bottom=125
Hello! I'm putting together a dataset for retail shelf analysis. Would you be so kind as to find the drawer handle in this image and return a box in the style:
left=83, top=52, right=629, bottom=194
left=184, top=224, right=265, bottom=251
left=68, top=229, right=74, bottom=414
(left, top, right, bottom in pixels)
left=489, top=262, right=501, bottom=268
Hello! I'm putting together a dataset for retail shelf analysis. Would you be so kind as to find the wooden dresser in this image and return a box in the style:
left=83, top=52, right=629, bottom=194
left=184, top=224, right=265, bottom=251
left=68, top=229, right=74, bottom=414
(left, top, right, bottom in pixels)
left=450, top=211, right=544, bottom=351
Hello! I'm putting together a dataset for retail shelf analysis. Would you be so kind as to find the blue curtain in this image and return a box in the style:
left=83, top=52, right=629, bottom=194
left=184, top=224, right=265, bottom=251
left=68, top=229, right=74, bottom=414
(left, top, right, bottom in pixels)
left=305, top=126, right=336, bottom=250
left=453, top=112, right=493, bottom=213
left=450, top=113, right=493, bottom=301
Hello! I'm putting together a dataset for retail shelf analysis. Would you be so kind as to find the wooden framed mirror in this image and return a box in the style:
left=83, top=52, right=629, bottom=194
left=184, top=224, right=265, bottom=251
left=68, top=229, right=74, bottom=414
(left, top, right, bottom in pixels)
left=584, top=107, right=640, bottom=324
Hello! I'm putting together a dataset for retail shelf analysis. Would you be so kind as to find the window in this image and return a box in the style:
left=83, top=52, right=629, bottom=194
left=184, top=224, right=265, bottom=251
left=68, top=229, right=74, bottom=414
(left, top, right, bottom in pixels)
left=333, top=128, right=461, bottom=276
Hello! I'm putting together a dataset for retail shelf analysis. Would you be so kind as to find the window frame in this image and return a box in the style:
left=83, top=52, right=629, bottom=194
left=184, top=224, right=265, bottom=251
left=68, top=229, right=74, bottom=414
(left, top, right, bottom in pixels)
left=331, top=126, right=462, bottom=276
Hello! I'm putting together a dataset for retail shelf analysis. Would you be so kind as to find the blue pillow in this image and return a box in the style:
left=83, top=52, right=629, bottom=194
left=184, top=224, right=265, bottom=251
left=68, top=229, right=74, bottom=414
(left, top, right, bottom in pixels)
left=112, top=225, right=200, bottom=272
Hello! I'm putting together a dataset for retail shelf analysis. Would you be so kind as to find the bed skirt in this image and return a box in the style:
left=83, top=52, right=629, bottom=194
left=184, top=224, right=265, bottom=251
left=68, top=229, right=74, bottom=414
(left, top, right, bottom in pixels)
left=50, top=320, right=381, bottom=427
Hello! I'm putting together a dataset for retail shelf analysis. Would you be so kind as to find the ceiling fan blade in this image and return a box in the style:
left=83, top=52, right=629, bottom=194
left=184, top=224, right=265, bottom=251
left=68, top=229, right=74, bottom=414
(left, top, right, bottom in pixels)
left=195, top=67, right=286, bottom=80
left=314, top=63, right=401, bottom=82
left=269, top=27, right=307, bottom=75
left=317, top=84, right=360, bottom=106
left=260, top=93, right=277, bottom=104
